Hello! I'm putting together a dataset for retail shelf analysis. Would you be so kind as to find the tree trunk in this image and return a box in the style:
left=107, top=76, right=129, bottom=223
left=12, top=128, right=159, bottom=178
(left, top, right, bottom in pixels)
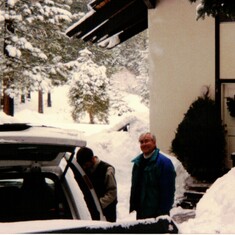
left=3, top=78, right=14, bottom=116
left=47, top=92, right=52, bottom=107
left=38, top=90, right=43, bottom=113
left=21, top=94, right=25, bottom=103
left=27, top=92, right=31, bottom=100
left=3, top=2, right=15, bottom=117
left=3, top=92, right=14, bottom=116
left=89, top=111, right=95, bottom=124
left=0, top=89, right=2, bottom=111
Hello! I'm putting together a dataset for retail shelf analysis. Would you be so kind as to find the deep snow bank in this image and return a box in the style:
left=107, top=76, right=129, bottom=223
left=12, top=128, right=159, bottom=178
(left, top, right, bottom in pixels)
left=179, top=167, right=235, bottom=233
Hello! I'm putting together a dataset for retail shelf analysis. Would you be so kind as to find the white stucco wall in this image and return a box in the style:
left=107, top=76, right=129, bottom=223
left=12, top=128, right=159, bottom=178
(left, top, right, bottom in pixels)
left=149, top=0, right=215, bottom=153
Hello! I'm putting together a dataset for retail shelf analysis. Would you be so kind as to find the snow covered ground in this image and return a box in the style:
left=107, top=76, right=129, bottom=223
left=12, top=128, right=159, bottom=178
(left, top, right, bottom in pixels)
left=1, top=85, right=235, bottom=233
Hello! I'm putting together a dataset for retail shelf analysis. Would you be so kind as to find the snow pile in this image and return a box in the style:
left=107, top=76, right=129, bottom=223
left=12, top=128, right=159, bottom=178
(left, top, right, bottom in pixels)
left=179, top=167, right=235, bottom=233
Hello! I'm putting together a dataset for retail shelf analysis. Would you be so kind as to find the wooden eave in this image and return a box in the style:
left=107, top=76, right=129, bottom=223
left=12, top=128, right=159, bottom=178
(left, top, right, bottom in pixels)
left=65, top=0, right=156, bottom=49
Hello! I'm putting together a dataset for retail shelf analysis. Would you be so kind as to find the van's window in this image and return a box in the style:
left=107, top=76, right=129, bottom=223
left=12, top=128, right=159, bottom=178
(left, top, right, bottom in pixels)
left=0, top=173, right=72, bottom=222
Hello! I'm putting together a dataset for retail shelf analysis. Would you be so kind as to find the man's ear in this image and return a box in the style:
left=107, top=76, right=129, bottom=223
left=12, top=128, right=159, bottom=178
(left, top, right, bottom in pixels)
left=91, top=156, right=96, bottom=163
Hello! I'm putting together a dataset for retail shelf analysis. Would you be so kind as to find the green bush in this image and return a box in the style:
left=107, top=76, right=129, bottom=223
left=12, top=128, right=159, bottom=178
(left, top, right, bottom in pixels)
left=171, top=91, right=227, bottom=182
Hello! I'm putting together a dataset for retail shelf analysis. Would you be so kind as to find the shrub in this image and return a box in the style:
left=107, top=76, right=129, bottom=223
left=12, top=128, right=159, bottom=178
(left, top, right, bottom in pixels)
left=171, top=90, right=227, bottom=182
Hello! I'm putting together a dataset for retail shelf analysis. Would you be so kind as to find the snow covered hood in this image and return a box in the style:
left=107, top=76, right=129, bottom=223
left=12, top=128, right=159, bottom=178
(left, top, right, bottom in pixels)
left=0, top=123, right=86, bottom=166
left=0, top=216, right=178, bottom=233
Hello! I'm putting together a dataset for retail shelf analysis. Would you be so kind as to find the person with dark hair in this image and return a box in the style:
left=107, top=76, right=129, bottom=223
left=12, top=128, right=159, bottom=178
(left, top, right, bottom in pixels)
left=129, top=132, right=176, bottom=220
left=76, top=147, right=117, bottom=222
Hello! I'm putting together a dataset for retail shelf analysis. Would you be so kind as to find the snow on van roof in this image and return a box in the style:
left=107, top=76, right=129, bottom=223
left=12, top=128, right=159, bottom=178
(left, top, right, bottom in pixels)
left=0, top=123, right=86, bottom=147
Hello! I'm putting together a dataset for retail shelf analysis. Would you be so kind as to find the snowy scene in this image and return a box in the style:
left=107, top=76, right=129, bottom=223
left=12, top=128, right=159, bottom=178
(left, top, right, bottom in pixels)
left=1, top=84, right=235, bottom=233
left=2, top=0, right=235, bottom=233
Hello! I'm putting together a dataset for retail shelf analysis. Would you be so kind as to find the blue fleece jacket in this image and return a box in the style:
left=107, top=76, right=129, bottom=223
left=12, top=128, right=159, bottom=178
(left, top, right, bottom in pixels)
left=129, top=148, right=176, bottom=219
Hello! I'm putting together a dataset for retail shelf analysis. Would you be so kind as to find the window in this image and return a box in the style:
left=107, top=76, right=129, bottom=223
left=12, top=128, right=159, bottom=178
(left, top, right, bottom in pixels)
left=0, top=173, right=72, bottom=222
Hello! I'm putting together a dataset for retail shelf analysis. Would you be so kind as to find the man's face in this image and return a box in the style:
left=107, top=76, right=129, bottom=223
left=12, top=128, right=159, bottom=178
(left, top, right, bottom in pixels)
left=139, top=133, right=156, bottom=155
left=82, top=159, right=94, bottom=170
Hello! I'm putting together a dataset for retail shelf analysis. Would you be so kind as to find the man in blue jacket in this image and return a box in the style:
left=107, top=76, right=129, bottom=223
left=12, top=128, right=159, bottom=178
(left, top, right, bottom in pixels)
left=129, top=132, right=176, bottom=220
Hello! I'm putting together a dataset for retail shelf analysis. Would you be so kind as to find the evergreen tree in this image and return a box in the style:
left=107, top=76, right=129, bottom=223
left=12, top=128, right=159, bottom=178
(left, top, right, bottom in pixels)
left=171, top=89, right=227, bottom=182
left=2, top=0, right=49, bottom=100
left=134, top=46, right=149, bottom=106
left=1, top=0, right=149, bottom=118
left=188, top=0, right=235, bottom=20
left=112, top=31, right=148, bottom=76
left=68, top=48, right=109, bottom=124
left=111, top=31, right=149, bottom=105
left=1, top=0, right=87, bottom=114
left=108, top=87, right=133, bottom=117
left=0, top=2, right=5, bottom=110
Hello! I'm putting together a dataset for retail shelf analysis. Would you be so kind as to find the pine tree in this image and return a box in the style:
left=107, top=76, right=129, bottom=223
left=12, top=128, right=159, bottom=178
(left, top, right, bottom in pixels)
left=1, top=0, right=149, bottom=118
left=188, top=0, right=235, bottom=20
left=2, top=0, right=50, bottom=114
left=0, top=2, right=5, bottom=110
left=68, top=48, right=109, bottom=124
left=108, top=88, right=133, bottom=117
left=135, top=46, right=149, bottom=106
left=112, top=31, right=148, bottom=76
left=107, top=31, right=149, bottom=106
left=171, top=89, right=227, bottom=182
left=1, top=0, right=87, bottom=115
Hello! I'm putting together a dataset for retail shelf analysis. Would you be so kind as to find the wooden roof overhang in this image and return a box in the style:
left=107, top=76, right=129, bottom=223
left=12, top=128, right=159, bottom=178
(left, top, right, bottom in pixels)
left=65, top=0, right=156, bottom=49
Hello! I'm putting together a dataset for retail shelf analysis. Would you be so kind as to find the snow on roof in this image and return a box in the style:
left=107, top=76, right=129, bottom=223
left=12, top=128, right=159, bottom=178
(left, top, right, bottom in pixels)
left=0, top=124, right=86, bottom=147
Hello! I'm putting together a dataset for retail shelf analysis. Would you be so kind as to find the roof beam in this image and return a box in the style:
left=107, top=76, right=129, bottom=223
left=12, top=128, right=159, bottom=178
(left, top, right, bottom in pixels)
left=65, top=0, right=149, bottom=49
left=66, top=0, right=135, bottom=38
left=82, top=0, right=147, bottom=43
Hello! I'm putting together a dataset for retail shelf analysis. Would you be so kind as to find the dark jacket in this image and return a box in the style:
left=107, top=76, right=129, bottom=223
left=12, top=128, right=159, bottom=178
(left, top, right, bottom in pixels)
left=89, top=161, right=114, bottom=199
left=129, top=148, right=176, bottom=219
left=88, top=160, right=117, bottom=222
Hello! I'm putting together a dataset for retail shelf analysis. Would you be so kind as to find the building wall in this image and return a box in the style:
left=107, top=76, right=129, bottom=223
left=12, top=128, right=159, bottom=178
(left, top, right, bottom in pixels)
left=220, top=22, right=235, bottom=168
left=148, top=0, right=215, bottom=153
